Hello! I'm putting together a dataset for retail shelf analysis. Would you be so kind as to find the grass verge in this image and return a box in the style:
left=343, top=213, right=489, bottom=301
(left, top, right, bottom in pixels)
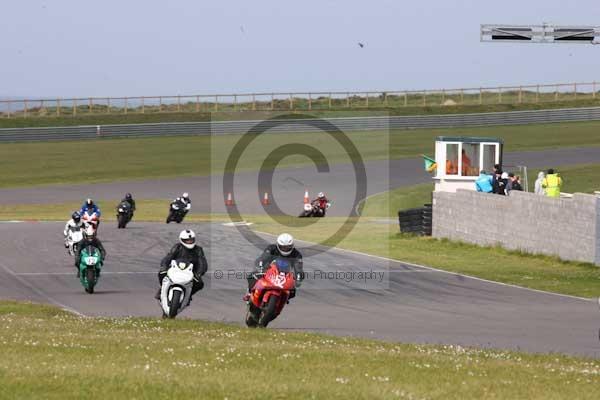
left=0, top=300, right=598, bottom=400
left=2, top=120, right=600, bottom=188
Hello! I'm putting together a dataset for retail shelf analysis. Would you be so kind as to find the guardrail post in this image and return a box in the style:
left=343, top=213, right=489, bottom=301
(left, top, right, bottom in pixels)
left=56, top=99, right=60, bottom=116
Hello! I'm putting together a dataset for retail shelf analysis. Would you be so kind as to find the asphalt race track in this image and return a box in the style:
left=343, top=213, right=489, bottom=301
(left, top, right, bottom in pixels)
left=0, top=221, right=598, bottom=358
left=1, top=145, right=600, bottom=358
left=1, top=146, right=600, bottom=217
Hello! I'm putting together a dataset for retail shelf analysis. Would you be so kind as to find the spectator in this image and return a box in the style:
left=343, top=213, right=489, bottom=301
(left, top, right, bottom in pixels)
left=475, top=170, right=493, bottom=193
left=495, top=172, right=509, bottom=195
left=491, top=164, right=501, bottom=193
left=534, top=171, right=546, bottom=195
left=507, top=172, right=522, bottom=193
left=542, top=168, right=563, bottom=198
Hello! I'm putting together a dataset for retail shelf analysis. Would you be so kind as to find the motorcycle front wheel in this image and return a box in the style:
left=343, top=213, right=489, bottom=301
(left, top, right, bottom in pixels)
left=258, top=296, right=278, bottom=328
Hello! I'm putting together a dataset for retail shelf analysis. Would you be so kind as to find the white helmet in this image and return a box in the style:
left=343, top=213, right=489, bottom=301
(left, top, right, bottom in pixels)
left=318, top=192, right=325, bottom=199
left=179, top=229, right=196, bottom=249
left=182, top=192, right=189, bottom=200
left=276, top=233, right=294, bottom=256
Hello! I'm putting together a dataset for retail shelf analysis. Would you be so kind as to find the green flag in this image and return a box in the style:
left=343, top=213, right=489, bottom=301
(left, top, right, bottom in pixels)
left=422, top=155, right=436, bottom=172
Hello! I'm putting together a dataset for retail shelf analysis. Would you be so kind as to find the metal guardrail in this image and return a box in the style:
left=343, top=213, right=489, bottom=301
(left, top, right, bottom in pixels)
left=1, top=106, right=600, bottom=142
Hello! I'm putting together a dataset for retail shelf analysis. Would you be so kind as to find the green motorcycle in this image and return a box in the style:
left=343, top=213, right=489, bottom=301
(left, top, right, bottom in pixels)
left=78, top=245, right=103, bottom=294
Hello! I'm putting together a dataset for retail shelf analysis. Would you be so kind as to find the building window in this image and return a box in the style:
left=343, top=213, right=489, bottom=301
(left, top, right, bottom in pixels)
left=461, top=143, right=480, bottom=176
left=445, top=143, right=459, bottom=175
left=482, top=144, right=496, bottom=174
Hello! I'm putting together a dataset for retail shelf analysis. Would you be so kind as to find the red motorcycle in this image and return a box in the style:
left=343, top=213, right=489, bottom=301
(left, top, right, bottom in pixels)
left=245, top=258, right=296, bottom=328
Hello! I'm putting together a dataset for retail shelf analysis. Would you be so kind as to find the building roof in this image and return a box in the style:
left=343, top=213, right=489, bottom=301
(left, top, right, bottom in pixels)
left=436, top=136, right=504, bottom=144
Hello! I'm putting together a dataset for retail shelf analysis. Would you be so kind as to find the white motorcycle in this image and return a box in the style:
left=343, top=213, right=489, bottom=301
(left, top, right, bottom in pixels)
left=66, top=227, right=84, bottom=256
left=159, top=260, right=195, bottom=318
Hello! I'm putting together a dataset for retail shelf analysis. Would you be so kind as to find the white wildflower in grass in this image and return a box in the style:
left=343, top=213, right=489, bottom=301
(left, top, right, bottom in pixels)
left=335, top=377, right=349, bottom=384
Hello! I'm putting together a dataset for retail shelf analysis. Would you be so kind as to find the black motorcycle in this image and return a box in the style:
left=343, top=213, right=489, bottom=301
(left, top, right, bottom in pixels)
left=298, top=201, right=325, bottom=218
left=166, top=200, right=186, bottom=224
left=116, top=201, right=133, bottom=229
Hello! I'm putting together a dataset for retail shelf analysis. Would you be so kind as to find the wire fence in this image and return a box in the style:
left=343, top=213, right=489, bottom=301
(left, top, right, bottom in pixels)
left=1, top=81, right=599, bottom=119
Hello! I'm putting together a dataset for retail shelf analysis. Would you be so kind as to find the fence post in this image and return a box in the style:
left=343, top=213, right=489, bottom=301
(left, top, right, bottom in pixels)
left=308, top=93, right=312, bottom=111
left=234, top=95, right=237, bottom=111
left=41, top=99, right=45, bottom=115
left=124, top=97, right=128, bottom=114
left=574, top=83, right=577, bottom=100
left=24, top=100, right=28, bottom=118
left=252, top=94, right=256, bottom=111
left=423, top=91, right=426, bottom=106
left=328, top=93, right=332, bottom=109
left=441, top=89, right=445, bottom=104
left=536, top=85, right=539, bottom=103
left=141, top=97, right=145, bottom=114
left=177, top=95, right=181, bottom=112
left=89, top=98, right=92, bottom=113
left=594, top=82, right=597, bottom=99
left=346, top=93, right=350, bottom=108
left=518, top=87, right=522, bottom=103
left=56, top=99, right=61, bottom=116
left=159, top=97, right=163, bottom=112
left=555, top=86, right=558, bottom=101
left=196, top=96, right=200, bottom=112
left=271, top=94, right=274, bottom=111
left=73, top=99, right=77, bottom=116
left=404, top=92, right=407, bottom=106
left=365, top=92, right=369, bottom=108
left=7, top=101, right=11, bottom=118
left=460, top=89, right=464, bottom=105
left=384, top=92, right=387, bottom=106
left=214, top=95, right=218, bottom=112
left=289, top=94, right=293, bottom=110
left=479, top=88, right=482, bottom=105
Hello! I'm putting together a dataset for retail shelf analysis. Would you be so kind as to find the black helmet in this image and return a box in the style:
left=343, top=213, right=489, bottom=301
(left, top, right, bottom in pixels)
left=86, top=198, right=94, bottom=207
left=72, top=211, right=81, bottom=223
left=125, top=193, right=132, bottom=201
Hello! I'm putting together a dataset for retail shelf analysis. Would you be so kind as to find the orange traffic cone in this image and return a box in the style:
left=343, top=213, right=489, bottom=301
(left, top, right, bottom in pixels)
left=261, top=192, right=270, bottom=205
left=225, top=192, right=235, bottom=206
left=303, top=190, right=310, bottom=204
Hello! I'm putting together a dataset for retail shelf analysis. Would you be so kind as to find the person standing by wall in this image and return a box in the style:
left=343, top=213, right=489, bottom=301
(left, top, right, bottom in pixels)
left=542, top=169, right=563, bottom=198
left=534, top=171, right=546, bottom=195
left=475, top=170, right=493, bottom=193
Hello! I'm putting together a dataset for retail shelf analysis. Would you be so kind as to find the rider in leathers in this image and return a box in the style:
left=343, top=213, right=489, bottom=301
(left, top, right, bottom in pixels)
left=155, top=229, right=207, bottom=300
left=63, top=211, right=84, bottom=248
left=74, top=226, right=107, bottom=276
left=245, top=233, right=304, bottom=300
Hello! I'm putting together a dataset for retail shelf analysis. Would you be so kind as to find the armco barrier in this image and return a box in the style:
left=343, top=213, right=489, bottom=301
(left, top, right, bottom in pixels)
left=2, top=106, right=600, bottom=142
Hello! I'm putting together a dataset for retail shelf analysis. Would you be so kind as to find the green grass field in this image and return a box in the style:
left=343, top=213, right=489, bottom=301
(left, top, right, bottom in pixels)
left=0, top=301, right=598, bottom=400
left=2, top=120, right=600, bottom=188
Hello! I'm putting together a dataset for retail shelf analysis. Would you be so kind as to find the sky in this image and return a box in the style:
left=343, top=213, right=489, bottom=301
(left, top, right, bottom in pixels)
left=1, top=0, right=598, bottom=97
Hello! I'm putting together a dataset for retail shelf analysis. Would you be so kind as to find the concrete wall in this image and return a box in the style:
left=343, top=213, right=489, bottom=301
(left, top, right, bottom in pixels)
left=432, top=189, right=600, bottom=266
